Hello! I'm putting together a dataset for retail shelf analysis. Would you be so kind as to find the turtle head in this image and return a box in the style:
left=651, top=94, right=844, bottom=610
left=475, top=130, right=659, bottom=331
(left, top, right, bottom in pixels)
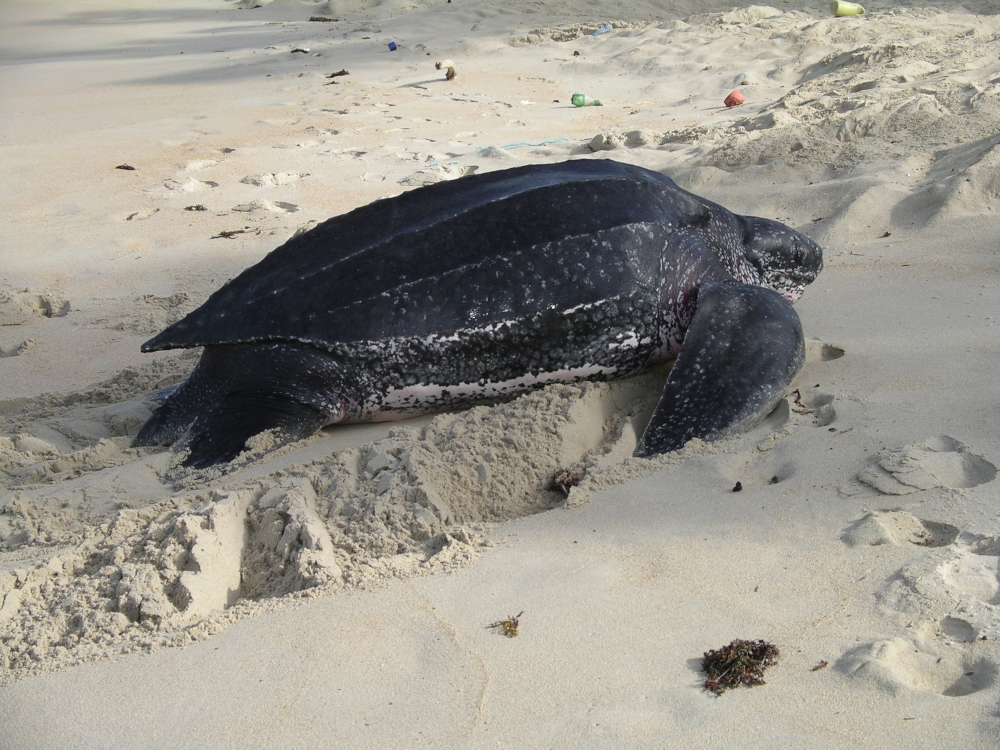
left=741, top=217, right=823, bottom=302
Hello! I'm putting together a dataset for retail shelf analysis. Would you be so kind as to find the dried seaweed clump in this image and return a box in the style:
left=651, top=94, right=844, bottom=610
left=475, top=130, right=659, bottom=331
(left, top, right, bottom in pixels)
left=488, top=611, right=523, bottom=638
left=702, top=639, right=779, bottom=696
left=550, top=467, right=582, bottom=495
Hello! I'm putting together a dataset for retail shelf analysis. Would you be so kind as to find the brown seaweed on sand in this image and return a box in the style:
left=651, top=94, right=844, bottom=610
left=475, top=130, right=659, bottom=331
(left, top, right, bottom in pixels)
left=488, top=612, right=524, bottom=638
left=549, top=467, right=582, bottom=495
left=702, top=639, right=779, bottom=696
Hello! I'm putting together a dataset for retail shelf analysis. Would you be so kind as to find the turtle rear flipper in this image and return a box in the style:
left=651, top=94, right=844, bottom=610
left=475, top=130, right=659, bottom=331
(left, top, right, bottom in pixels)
left=134, top=348, right=239, bottom=448
left=136, top=342, right=360, bottom=468
left=635, top=281, right=804, bottom=456
left=178, top=390, right=328, bottom=470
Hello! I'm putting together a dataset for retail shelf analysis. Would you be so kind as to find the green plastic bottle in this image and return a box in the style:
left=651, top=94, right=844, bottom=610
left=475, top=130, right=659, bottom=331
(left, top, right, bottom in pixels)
left=571, top=93, right=603, bottom=107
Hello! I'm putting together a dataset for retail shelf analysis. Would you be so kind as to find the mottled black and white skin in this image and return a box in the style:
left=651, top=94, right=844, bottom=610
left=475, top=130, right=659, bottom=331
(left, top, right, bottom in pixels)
left=134, top=159, right=822, bottom=470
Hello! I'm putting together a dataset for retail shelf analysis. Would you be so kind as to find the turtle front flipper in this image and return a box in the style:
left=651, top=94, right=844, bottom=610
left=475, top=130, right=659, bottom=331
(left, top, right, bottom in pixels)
left=635, top=281, right=804, bottom=457
left=178, top=390, right=329, bottom=470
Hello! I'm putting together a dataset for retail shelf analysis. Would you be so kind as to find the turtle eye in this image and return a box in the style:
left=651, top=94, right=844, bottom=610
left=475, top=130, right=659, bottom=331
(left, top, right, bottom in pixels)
left=796, top=238, right=824, bottom=272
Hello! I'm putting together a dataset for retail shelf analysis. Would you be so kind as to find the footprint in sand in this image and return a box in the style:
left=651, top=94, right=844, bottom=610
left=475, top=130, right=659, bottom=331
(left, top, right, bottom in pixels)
left=0, top=290, right=70, bottom=326
left=842, top=509, right=959, bottom=549
left=791, top=388, right=837, bottom=428
left=838, top=637, right=997, bottom=698
left=102, top=401, right=154, bottom=438
left=880, top=529, right=1000, bottom=642
left=164, top=177, right=218, bottom=192
left=122, top=207, right=159, bottom=222
left=398, top=164, right=478, bottom=186
left=231, top=199, right=298, bottom=214
left=858, top=436, right=997, bottom=495
left=104, top=293, right=195, bottom=335
left=845, top=509, right=1000, bottom=639
left=182, top=159, right=218, bottom=171
left=476, top=145, right=517, bottom=161
left=291, top=220, right=318, bottom=238
left=588, top=129, right=658, bottom=152
left=786, top=339, right=844, bottom=429
left=0, top=339, right=36, bottom=358
left=240, top=172, right=307, bottom=187
left=840, top=510, right=1000, bottom=696
left=0, top=434, right=143, bottom=488
left=804, top=338, right=845, bottom=363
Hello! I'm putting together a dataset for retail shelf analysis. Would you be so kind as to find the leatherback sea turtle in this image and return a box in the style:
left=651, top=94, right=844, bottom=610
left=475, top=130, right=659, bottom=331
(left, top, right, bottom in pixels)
left=135, top=159, right=822, bottom=470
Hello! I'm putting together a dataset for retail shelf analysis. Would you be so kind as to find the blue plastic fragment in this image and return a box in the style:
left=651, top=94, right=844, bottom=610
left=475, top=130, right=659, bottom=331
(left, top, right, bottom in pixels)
left=475, top=137, right=570, bottom=151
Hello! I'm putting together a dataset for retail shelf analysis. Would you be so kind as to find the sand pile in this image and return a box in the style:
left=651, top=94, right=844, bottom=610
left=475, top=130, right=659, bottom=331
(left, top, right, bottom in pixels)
left=0, top=364, right=682, bottom=682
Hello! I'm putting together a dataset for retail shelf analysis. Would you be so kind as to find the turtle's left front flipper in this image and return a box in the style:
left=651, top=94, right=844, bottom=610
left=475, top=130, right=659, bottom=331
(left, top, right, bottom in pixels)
left=635, top=281, right=804, bottom=457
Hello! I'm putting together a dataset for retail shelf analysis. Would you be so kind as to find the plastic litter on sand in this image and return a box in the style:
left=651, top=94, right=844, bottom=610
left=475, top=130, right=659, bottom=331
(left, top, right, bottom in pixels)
left=831, top=1, right=865, bottom=15
left=724, top=90, right=745, bottom=107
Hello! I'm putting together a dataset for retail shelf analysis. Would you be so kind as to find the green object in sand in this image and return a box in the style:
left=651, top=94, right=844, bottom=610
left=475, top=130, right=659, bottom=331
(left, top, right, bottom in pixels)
left=831, top=0, right=865, bottom=15
left=571, top=93, right=603, bottom=107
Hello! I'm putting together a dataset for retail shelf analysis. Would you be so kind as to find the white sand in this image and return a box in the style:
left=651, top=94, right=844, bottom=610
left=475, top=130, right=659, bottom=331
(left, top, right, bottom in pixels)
left=2, top=0, right=1000, bottom=746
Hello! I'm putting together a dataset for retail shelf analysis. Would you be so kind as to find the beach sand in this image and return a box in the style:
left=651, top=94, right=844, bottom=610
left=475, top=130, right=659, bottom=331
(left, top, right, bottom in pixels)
left=1, top=0, right=999, bottom=746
